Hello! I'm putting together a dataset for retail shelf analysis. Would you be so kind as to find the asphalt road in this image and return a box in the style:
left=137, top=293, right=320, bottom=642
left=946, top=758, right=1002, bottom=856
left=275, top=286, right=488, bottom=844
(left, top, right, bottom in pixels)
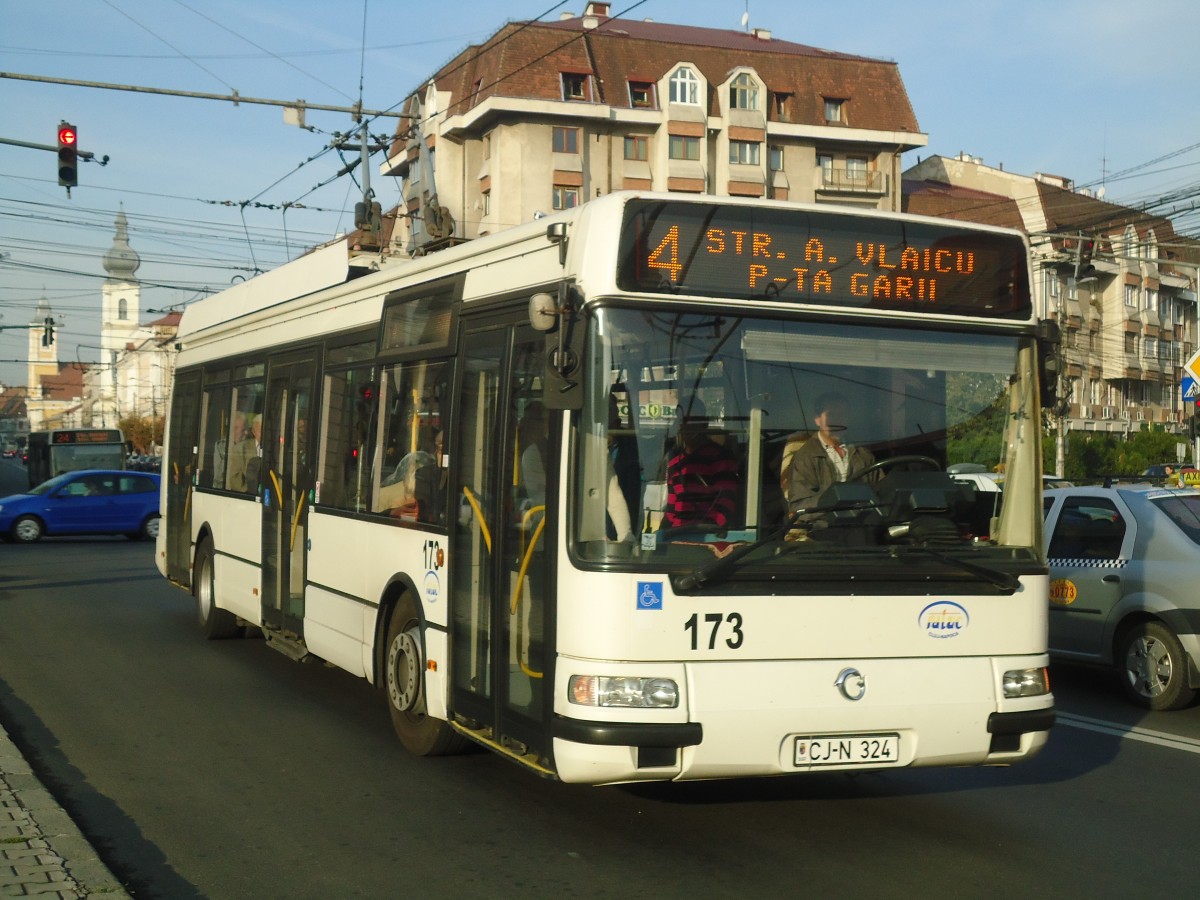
left=1, top=460, right=1198, bottom=898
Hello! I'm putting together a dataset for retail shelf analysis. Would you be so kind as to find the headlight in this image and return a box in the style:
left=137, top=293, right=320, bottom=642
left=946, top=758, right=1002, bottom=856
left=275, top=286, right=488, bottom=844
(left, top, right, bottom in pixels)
left=1002, top=666, right=1050, bottom=698
left=569, top=675, right=679, bottom=708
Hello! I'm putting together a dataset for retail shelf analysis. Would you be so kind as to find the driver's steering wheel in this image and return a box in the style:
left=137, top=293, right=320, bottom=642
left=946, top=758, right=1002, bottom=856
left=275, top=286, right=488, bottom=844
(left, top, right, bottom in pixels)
left=848, top=454, right=941, bottom=482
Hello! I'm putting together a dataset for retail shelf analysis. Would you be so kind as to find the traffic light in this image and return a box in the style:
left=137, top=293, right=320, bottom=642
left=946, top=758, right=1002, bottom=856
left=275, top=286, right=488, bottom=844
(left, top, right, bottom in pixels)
left=41, top=317, right=55, bottom=346
left=1073, top=232, right=1096, bottom=281
left=57, top=122, right=78, bottom=187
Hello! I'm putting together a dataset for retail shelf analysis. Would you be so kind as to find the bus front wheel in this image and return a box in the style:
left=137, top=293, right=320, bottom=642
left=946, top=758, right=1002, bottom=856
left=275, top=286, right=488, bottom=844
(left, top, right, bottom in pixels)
left=194, top=538, right=240, bottom=640
left=384, top=596, right=466, bottom=756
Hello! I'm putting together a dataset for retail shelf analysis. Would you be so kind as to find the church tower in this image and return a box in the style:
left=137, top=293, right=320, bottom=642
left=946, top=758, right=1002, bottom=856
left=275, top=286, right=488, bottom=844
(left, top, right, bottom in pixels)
left=99, top=207, right=141, bottom=426
left=27, top=295, right=58, bottom=390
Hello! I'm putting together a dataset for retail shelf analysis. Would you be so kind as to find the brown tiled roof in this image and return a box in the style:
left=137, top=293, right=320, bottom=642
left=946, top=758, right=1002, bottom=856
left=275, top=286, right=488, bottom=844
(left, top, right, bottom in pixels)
left=1035, top=181, right=1168, bottom=238
left=902, top=179, right=1025, bottom=230
left=147, top=310, right=181, bottom=328
left=39, top=363, right=88, bottom=401
left=0, top=386, right=28, bottom=417
left=420, top=15, right=919, bottom=132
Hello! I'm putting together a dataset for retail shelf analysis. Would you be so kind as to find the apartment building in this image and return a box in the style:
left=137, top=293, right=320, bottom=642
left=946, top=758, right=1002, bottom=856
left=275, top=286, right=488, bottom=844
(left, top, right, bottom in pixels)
left=905, top=153, right=1200, bottom=436
left=378, top=2, right=926, bottom=253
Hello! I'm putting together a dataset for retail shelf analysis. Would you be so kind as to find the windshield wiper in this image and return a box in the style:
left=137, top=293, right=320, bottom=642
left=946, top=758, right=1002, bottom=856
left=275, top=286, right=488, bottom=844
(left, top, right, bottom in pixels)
left=673, top=512, right=798, bottom=591
left=894, top=546, right=1020, bottom=591
left=672, top=495, right=874, bottom=590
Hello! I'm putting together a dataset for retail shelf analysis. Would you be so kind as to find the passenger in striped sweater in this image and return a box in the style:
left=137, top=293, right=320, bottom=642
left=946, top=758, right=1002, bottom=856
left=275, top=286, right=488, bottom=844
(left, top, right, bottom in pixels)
left=663, top=398, right=739, bottom=530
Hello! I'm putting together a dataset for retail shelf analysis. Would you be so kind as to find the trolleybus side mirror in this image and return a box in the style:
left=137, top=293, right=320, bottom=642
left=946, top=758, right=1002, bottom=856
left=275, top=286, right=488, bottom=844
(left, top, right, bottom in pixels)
left=532, top=288, right=584, bottom=411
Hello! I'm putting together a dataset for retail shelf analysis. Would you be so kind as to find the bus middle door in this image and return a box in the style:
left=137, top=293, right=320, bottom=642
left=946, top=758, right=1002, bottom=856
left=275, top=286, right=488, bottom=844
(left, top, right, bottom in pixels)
left=260, top=351, right=317, bottom=638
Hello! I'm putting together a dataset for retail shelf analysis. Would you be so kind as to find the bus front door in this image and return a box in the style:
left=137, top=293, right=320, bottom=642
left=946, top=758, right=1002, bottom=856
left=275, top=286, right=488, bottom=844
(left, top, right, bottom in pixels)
left=260, top=351, right=317, bottom=638
left=449, top=321, right=554, bottom=767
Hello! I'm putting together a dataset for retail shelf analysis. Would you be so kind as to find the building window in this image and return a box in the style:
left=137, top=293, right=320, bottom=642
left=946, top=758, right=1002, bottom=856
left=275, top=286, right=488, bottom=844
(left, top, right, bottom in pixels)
left=1124, top=285, right=1137, bottom=307
left=669, top=135, right=700, bottom=161
left=553, top=185, right=580, bottom=210
left=1046, top=273, right=1060, bottom=298
left=729, top=73, right=758, bottom=110
left=824, top=98, right=844, bottom=122
left=482, top=132, right=491, bottom=160
left=624, top=135, right=648, bottom=161
left=772, top=92, right=792, bottom=119
left=817, top=153, right=833, bottom=183
left=1124, top=333, right=1136, bottom=353
left=562, top=73, right=589, bottom=101
left=1145, top=288, right=1157, bottom=310
left=669, top=67, right=700, bottom=105
left=118, top=298, right=128, bottom=320
left=729, top=140, right=760, bottom=165
left=552, top=126, right=579, bottom=154
left=845, top=156, right=868, bottom=183
left=1067, top=276, right=1077, bottom=301
left=481, top=191, right=490, bottom=216
left=768, top=145, right=783, bottom=171
left=629, top=81, right=655, bottom=108
left=1144, top=336, right=1158, bottom=358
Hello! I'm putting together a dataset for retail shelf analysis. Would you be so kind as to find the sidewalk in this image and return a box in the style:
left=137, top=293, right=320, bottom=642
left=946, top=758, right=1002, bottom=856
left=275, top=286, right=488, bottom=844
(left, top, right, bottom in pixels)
left=0, top=722, right=130, bottom=898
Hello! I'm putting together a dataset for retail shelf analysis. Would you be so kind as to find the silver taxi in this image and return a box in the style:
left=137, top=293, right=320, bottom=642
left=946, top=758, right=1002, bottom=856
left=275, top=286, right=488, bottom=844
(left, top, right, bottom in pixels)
left=1043, top=484, right=1200, bottom=710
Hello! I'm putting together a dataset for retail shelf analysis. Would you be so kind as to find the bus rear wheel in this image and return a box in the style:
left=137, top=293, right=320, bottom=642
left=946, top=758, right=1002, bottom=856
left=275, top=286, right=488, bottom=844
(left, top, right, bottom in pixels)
left=385, top=596, right=466, bottom=756
left=194, top=538, right=240, bottom=639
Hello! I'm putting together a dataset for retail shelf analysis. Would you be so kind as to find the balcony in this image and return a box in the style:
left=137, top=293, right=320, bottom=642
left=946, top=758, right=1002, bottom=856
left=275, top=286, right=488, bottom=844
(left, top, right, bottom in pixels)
left=818, top=167, right=888, bottom=195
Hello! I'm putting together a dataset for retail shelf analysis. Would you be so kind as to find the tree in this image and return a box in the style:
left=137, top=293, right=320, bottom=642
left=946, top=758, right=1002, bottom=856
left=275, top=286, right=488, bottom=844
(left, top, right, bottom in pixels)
left=119, top=415, right=165, bottom=453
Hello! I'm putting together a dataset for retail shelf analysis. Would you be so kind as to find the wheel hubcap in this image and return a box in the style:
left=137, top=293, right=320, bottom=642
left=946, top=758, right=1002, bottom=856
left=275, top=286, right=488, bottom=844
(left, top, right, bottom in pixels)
left=1126, top=636, right=1171, bottom=698
left=15, top=519, right=39, bottom=541
left=388, top=626, right=423, bottom=713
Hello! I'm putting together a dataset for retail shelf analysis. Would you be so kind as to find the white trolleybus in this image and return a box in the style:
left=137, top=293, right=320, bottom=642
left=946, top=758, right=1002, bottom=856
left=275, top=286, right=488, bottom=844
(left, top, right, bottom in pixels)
left=158, top=192, right=1057, bottom=784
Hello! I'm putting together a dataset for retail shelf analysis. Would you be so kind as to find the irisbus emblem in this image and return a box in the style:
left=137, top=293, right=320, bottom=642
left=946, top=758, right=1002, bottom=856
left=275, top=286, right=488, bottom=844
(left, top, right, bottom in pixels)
left=918, top=601, right=969, bottom=638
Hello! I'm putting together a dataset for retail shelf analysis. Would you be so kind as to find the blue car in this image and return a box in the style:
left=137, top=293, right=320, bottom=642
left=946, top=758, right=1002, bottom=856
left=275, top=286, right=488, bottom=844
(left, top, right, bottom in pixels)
left=0, top=469, right=161, bottom=543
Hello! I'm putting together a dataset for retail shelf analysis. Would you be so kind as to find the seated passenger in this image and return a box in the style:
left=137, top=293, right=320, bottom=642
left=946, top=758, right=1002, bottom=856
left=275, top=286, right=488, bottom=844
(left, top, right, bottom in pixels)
left=663, top=399, right=739, bottom=530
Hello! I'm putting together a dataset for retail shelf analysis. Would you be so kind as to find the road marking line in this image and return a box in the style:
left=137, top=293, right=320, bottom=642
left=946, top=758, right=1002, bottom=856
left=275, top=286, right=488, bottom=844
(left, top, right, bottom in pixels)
left=1056, top=712, right=1200, bottom=754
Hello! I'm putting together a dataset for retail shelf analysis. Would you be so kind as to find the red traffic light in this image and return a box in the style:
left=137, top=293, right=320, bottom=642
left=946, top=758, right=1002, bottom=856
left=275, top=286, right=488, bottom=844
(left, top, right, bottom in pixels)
left=57, top=122, right=79, bottom=188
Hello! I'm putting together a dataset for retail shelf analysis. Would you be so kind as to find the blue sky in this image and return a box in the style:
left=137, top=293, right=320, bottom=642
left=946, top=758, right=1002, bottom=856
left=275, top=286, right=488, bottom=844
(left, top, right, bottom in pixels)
left=3, top=0, right=1198, bottom=387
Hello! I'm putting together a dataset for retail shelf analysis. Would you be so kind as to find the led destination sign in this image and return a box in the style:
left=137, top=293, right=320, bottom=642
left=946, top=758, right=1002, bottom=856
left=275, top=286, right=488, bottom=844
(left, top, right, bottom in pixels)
left=616, top=199, right=1032, bottom=319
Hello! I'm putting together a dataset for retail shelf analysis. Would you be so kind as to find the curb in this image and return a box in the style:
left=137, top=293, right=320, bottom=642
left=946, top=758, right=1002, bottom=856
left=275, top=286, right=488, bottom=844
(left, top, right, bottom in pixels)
left=0, top=722, right=130, bottom=898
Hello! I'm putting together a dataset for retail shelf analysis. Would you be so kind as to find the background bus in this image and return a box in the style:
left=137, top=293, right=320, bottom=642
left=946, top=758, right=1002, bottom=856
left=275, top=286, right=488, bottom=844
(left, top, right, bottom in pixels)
left=158, top=192, right=1057, bottom=784
left=27, top=428, right=126, bottom=487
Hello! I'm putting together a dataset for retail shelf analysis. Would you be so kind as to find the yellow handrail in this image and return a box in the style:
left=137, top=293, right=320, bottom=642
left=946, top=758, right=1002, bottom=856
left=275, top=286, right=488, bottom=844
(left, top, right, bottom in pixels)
left=510, top=506, right=545, bottom=615
left=461, top=485, right=492, bottom=552
left=289, top=490, right=306, bottom=551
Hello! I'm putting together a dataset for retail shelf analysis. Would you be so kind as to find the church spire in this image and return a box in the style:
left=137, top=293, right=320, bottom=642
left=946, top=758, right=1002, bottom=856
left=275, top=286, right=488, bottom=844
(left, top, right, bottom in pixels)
left=103, top=206, right=140, bottom=281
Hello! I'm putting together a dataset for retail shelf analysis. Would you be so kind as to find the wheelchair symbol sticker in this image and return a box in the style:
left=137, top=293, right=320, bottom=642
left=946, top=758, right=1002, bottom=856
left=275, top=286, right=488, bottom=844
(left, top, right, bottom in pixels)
left=636, top=581, right=664, bottom=610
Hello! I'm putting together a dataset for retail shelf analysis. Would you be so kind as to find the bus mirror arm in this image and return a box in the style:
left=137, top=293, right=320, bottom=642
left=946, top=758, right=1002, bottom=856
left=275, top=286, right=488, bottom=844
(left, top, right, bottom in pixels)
left=542, top=286, right=584, bottom=410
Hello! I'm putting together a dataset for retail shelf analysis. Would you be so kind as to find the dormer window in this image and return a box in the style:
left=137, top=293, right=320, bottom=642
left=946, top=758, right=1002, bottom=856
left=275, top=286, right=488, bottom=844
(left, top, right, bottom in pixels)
left=628, top=81, right=656, bottom=108
left=824, top=98, right=845, bottom=123
left=562, top=73, right=590, bottom=102
left=730, top=74, right=759, bottom=110
left=669, top=67, right=700, bottom=105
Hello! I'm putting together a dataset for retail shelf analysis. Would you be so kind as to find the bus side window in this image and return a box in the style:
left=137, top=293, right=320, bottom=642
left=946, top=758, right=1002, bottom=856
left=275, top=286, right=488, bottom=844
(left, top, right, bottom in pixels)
left=319, top=365, right=378, bottom=512
left=375, top=360, right=448, bottom=525
left=202, top=385, right=232, bottom=489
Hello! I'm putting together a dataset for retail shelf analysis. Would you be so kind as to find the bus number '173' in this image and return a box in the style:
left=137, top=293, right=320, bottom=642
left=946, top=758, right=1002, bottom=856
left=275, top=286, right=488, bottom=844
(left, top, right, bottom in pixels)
left=685, top=612, right=744, bottom=650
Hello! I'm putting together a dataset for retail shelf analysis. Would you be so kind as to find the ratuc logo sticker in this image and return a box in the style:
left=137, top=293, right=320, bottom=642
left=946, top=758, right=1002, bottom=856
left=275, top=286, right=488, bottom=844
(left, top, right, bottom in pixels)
left=918, top=601, right=969, bottom=638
